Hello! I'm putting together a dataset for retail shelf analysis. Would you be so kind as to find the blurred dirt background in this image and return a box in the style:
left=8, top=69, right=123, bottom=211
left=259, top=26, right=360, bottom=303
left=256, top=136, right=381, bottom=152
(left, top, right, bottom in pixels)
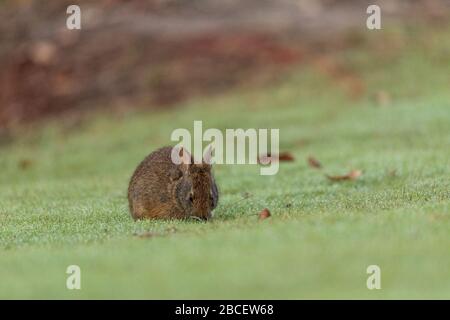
left=0, top=0, right=449, bottom=137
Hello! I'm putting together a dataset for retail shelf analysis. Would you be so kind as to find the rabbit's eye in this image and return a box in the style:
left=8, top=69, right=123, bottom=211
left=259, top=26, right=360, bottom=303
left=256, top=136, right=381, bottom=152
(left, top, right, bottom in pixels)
left=189, top=193, right=194, bottom=203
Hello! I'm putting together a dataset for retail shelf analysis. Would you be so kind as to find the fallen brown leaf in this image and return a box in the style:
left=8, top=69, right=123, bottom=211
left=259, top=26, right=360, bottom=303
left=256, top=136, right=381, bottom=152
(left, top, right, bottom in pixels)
left=18, top=159, right=33, bottom=170
left=258, top=208, right=271, bottom=220
left=279, top=152, right=295, bottom=161
left=258, top=152, right=294, bottom=164
left=307, top=156, right=322, bottom=169
left=326, top=169, right=362, bottom=182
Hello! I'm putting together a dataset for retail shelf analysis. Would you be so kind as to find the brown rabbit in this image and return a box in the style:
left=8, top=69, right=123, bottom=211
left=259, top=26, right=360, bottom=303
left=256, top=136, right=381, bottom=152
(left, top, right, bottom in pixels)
left=128, top=146, right=219, bottom=220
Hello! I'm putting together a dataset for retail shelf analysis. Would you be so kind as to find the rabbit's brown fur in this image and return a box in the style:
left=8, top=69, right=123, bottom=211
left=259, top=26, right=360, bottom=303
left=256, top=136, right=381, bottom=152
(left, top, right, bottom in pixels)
left=128, top=146, right=219, bottom=220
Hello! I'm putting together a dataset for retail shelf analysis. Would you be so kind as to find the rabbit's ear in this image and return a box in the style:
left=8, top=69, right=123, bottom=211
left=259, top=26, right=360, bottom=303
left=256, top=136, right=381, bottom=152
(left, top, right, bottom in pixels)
left=179, top=147, right=192, bottom=165
left=203, top=145, right=214, bottom=165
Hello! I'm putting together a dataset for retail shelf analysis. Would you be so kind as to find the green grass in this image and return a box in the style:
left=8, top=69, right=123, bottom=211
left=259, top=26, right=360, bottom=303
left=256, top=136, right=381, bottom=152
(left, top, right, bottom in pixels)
left=1, top=24, right=450, bottom=299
